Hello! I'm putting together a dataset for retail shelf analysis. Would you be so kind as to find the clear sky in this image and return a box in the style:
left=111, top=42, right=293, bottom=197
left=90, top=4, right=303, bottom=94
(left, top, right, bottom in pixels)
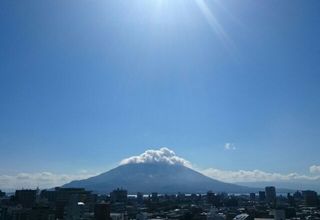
left=1, top=0, right=320, bottom=188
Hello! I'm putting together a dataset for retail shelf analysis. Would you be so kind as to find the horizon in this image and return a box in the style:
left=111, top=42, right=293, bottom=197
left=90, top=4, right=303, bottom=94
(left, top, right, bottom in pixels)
left=1, top=0, right=320, bottom=194
left=1, top=147, right=320, bottom=193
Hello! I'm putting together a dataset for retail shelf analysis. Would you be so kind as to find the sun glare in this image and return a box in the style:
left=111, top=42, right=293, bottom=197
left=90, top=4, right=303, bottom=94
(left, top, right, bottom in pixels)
left=145, top=0, right=235, bottom=52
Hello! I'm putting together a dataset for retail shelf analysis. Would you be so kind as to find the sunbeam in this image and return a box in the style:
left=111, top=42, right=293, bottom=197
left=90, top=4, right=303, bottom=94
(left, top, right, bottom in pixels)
left=195, top=0, right=236, bottom=53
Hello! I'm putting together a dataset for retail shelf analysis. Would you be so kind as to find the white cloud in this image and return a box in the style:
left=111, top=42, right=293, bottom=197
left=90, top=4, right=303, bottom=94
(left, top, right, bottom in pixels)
left=120, top=147, right=320, bottom=184
left=1, top=148, right=319, bottom=191
left=310, top=165, right=320, bottom=174
left=201, top=168, right=320, bottom=183
left=120, top=147, right=192, bottom=168
left=0, top=171, right=97, bottom=191
left=224, top=143, right=236, bottom=150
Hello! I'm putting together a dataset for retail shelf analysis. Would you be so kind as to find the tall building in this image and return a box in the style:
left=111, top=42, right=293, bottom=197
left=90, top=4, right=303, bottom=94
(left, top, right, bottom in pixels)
left=293, top=191, right=303, bottom=199
left=270, top=209, right=285, bottom=220
left=0, top=190, right=5, bottom=198
left=259, top=191, right=266, bottom=201
left=137, top=192, right=143, bottom=204
left=40, top=190, right=57, bottom=203
left=250, top=193, right=256, bottom=201
left=136, top=212, right=148, bottom=220
left=52, top=187, right=92, bottom=219
left=287, top=193, right=295, bottom=207
left=110, top=188, right=127, bottom=203
left=94, top=202, right=111, bottom=220
left=30, top=206, right=55, bottom=220
left=302, top=190, right=319, bottom=206
left=15, top=189, right=37, bottom=208
left=207, top=207, right=225, bottom=220
left=265, top=186, right=276, bottom=204
left=207, top=191, right=215, bottom=204
left=64, top=194, right=86, bottom=220
left=151, top=192, right=158, bottom=202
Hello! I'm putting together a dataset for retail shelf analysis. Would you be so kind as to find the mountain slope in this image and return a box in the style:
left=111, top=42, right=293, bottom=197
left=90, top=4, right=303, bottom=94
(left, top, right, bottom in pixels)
left=63, top=163, right=255, bottom=193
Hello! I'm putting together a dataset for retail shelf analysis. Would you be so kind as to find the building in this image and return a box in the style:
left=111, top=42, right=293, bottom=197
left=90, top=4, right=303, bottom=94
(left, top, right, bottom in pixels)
left=110, top=213, right=125, bottom=220
left=287, top=193, right=295, bottom=206
left=15, top=189, right=37, bottom=208
left=110, top=188, right=127, bottom=203
left=270, top=209, right=285, bottom=220
left=250, top=193, right=256, bottom=201
left=0, top=190, right=5, bottom=198
left=302, top=190, right=319, bottom=206
left=259, top=191, right=266, bottom=201
left=207, top=207, right=225, bottom=220
left=151, top=193, right=158, bottom=202
left=207, top=191, right=215, bottom=204
left=293, top=191, right=303, bottom=199
left=233, top=213, right=251, bottom=220
left=265, top=187, right=276, bottom=204
left=64, top=194, right=86, bottom=220
left=136, top=212, right=148, bottom=220
left=94, top=202, right=111, bottom=220
left=40, top=190, right=57, bottom=203
left=8, top=206, right=31, bottom=220
left=52, top=187, right=93, bottom=219
left=30, top=206, right=55, bottom=220
left=137, top=192, right=143, bottom=204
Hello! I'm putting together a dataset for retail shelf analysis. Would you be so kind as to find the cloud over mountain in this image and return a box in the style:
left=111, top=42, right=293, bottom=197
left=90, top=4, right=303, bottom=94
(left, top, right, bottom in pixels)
left=1, top=148, right=319, bottom=191
left=119, top=148, right=320, bottom=184
left=120, top=147, right=192, bottom=168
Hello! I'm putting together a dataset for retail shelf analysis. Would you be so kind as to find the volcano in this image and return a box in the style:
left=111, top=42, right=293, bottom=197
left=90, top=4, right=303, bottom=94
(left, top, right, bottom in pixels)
left=63, top=163, right=255, bottom=193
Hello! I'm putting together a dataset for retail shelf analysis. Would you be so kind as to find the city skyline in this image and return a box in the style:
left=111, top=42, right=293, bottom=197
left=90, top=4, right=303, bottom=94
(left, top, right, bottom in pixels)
left=1, top=0, right=320, bottom=191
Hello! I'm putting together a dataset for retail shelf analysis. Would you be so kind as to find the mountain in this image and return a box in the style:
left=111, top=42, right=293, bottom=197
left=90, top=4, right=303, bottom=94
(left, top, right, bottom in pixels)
left=63, top=163, right=256, bottom=193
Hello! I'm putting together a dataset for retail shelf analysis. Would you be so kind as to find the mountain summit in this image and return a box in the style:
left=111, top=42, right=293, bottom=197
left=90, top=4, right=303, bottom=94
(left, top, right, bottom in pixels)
left=63, top=163, right=253, bottom=193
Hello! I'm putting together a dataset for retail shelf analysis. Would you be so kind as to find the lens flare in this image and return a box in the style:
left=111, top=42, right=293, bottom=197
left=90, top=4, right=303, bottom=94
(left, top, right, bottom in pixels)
left=195, top=0, right=236, bottom=54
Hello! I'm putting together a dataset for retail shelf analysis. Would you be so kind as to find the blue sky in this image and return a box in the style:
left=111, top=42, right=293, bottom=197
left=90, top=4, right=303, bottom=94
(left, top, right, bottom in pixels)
left=1, top=0, right=320, bottom=188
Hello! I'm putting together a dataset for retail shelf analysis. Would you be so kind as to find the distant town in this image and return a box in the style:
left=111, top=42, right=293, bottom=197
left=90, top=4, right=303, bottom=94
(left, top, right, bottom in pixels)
left=0, top=186, right=319, bottom=220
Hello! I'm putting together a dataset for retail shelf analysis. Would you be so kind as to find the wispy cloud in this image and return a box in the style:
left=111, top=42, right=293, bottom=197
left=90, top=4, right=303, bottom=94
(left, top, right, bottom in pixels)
left=0, top=171, right=98, bottom=191
left=201, top=168, right=320, bottom=183
left=224, top=142, right=236, bottom=150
